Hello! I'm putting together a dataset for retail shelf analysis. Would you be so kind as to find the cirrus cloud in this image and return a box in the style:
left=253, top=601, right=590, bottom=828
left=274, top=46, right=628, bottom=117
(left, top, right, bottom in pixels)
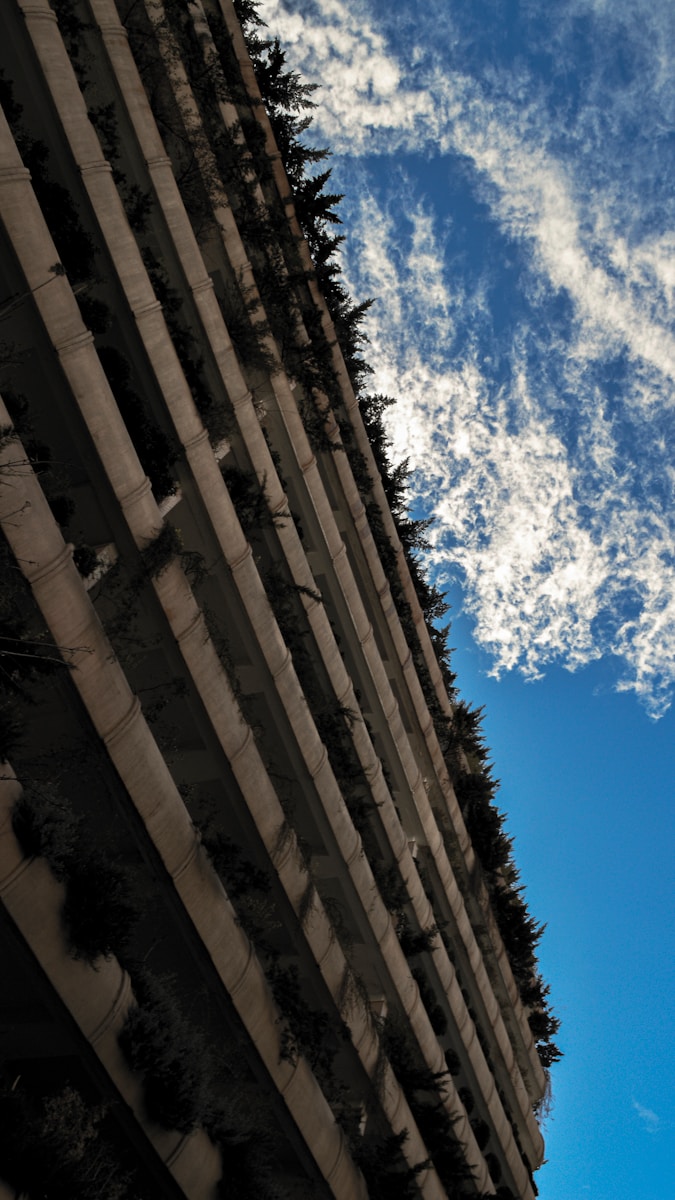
left=260, top=0, right=675, bottom=715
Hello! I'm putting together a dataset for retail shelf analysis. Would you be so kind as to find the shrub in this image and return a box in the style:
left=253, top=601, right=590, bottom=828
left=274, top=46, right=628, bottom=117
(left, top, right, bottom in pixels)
left=47, top=494, right=75, bottom=529
left=353, top=1130, right=427, bottom=1200
left=221, top=464, right=282, bottom=536
left=0, top=698, right=24, bottom=760
left=398, top=917, right=438, bottom=958
left=137, top=523, right=183, bottom=581
left=62, top=855, right=140, bottom=964
left=444, top=1047, right=461, bottom=1076
left=200, top=828, right=272, bottom=898
left=79, top=293, right=112, bottom=335
left=372, top=861, right=408, bottom=916
left=98, top=346, right=178, bottom=500
left=413, top=1098, right=474, bottom=1193
left=382, top=1017, right=449, bottom=1096
left=0, top=1076, right=135, bottom=1200
left=12, top=786, right=81, bottom=878
left=12, top=790, right=140, bottom=965
left=471, top=1116, right=490, bottom=1151
left=485, top=1152, right=503, bottom=1183
left=412, top=967, right=448, bottom=1037
left=73, top=544, right=100, bottom=577
left=119, top=971, right=212, bottom=1133
left=454, top=770, right=512, bottom=874
left=267, top=961, right=334, bottom=1078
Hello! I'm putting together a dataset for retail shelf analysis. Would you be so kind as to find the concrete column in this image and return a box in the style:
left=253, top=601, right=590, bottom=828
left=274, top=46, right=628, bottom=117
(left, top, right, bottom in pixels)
left=0, top=383, right=361, bottom=1200
left=210, top=0, right=546, bottom=1116
left=89, top=4, right=536, bottom=1178
left=0, top=773, right=221, bottom=1198
left=77, top=11, right=502, bottom=1189
left=34, top=0, right=541, bottom=1178
left=0, top=28, right=447, bottom=1187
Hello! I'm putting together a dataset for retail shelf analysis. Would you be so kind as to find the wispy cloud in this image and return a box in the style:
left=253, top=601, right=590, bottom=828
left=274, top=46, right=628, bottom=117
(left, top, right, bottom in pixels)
left=632, top=1098, right=661, bottom=1134
left=261, top=0, right=675, bottom=714
left=340, top=180, right=675, bottom=714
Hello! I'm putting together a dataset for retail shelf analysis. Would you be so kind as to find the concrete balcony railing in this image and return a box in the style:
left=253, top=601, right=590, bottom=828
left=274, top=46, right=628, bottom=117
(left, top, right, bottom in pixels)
left=28, top=8, right=487, bottom=1191
left=68, top=4, right=540, bottom=1187
left=216, top=0, right=548, bottom=1122
left=214, top=0, right=548, bottom=1109
left=0, top=773, right=222, bottom=1200
left=0, top=345, right=362, bottom=1200
left=0, top=19, right=446, bottom=1193
left=2, top=1, right=549, bottom=1190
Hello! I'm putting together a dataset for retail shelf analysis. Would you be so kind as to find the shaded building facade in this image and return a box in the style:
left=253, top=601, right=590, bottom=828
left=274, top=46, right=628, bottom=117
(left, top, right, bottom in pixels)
left=0, top=2, right=556, bottom=1197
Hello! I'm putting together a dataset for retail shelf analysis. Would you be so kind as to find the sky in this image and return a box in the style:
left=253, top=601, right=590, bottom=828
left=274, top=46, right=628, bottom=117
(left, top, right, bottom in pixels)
left=255, top=1, right=675, bottom=1197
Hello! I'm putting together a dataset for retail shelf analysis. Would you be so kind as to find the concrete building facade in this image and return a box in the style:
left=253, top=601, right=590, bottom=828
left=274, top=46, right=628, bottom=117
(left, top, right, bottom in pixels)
left=0, top=2, right=555, bottom=1197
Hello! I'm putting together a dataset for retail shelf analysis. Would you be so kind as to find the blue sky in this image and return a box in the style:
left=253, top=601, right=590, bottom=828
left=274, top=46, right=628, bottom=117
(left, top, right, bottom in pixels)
left=257, top=1, right=675, bottom=1195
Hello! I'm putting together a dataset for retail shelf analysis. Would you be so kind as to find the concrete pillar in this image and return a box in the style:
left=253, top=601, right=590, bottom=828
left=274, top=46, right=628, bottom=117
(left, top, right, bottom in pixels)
left=0, top=772, right=221, bottom=1198
left=211, top=0, right=547, bottom=1120
left=83, top=2, right=539, bottom=1181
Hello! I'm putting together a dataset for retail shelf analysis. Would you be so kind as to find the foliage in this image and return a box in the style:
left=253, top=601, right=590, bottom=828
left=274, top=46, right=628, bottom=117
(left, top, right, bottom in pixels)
left=381, top=1016, right=477, bottom=1195
left=233, top=9, right=454, bottom=664
left=142, top=249, right=234, bottom=444
left=137, top=522, right=183, bottom=581
left=455, top=771, right=513, bottom=875
left=0, top=529, right=75, bottom=759
left=321, top=894, right=356, bottom=954
left=119, top=970, right=213, bottom=1133
left=116, top=945, right=315, bottom=1199
left=411, top=967, right=448, bottom=1037
left=221, top=463, right=286, bottom=536
left=0, top=697, right=23, bottom=761
left=444, top=701, right=562, bottom=1068
left=21, top=138, right=97, bottom=288
left=12, top=786, right=81, bottom=878
left=471, top=1116, right=491, bottom=1152
left=79, top=294, right=112, bottom=335
left=97, top=346, right=178, bottom=500
left=353, top=1129, right=427, bottom=1200
left=199, top=824, right=280, bottom=944
left=444, top=1047, right=461, bottom=1076
left=451, top=700, right=489, bottom=766
left=0, top=72, right=111, bottom=371
left=413, top=1096, right=474, bottom=1193
left=217, top=281, right=276, bottom=376
left=398, top=917, right=439, bottom=959
left=382, top=1017, right=450, bottom=1097
left=73, top=544, right=100, bottom=578
left=267, top=961, right=335, bottom=1078
left=12, top=786, right=141, bottom=964
left=0, top=1077, right=136, bottom=1200
left=372, top=860, right=409, bottom=917
left=200, top=827, right=272, bottom=898
left=196, top=808, right=357, bottom=1118
left=2, top=392, right=76, bottom=536
left=47, top=494, right=75, bottom=529
left=62, top=854, right=141, bottom=965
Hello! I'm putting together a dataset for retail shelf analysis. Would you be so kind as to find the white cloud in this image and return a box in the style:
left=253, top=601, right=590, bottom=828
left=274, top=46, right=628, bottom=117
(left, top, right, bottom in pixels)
left=260, top=0, right=675, bottom=714
left=632, top=1098, right=661, bottom=1134
left=339, top=181, right=675, bottom=715
left=261, top=1, right=675, bottom=382
left=258, top=0, right=447, bottom=151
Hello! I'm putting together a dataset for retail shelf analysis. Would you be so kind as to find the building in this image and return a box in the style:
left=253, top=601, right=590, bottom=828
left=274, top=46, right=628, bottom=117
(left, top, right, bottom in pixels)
left=0, top=2, right=557, bottom=1197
